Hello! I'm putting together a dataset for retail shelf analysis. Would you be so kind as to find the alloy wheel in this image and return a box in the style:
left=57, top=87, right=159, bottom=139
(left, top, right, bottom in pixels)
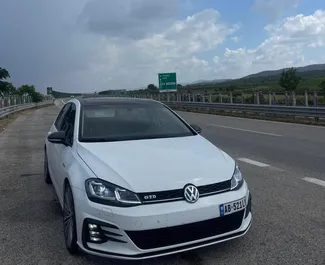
left=63, top=184, right=79, bottom=254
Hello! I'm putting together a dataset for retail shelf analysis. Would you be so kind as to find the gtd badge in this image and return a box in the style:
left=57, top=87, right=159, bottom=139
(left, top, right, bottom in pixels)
left=144, top=195, right=157, bottom=200
left=184, top=184, right=200, bottom=203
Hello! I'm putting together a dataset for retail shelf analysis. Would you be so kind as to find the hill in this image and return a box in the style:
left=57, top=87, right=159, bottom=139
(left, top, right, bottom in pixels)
left=189, top=79, right=231, bottom=85
left=182, top=63, right=325, bottom=92
left=243, top=63, right=325, bottom=79
left=187, top=64, right=325, bottom=86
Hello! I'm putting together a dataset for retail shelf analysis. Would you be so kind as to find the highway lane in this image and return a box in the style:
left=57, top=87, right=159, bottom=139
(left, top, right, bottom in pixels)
left=0, top=105, right=325, bottom=265
left=178, top=111, right=325, bottom=180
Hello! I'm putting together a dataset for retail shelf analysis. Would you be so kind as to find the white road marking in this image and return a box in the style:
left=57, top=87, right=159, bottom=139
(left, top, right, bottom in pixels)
left=302, top=177, right=325, bottom=188
left=237, top=158, right=270, bottom=167
left=208, top=124, right=282, bottom=137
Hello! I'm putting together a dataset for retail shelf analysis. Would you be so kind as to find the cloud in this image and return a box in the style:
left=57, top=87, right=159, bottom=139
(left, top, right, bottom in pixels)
left=252, top=0, right=301, bottom=21
left=0, top=1, right=324, bottom=93
left=0, top=1, right=239, bottom=92
left=231, top=36, right=241, bottom=43
left=78, top=0, right=179, bottom=40
left=214, top=9, right=325, bottom=78
left=80, top=8, right=240, bottom=89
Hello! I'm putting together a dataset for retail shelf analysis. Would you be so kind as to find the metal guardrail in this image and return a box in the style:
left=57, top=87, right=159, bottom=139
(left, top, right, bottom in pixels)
left=0, top=100, right=54, bottom=119
left=163, top=101, right=325, bottom=118
left=80, top=94, right=325, bottom=119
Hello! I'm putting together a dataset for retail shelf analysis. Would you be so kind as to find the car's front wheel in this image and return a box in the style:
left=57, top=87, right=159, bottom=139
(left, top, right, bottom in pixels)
left=63, top=183, right=79, bottom=254
left=44, top=150, right=52, bottom=184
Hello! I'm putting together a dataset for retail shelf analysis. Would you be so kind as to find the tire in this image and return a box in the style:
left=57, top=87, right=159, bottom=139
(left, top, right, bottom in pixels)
left=44, top=150, right=52, bottom=184
left=63, top=183, right=79, bottom=254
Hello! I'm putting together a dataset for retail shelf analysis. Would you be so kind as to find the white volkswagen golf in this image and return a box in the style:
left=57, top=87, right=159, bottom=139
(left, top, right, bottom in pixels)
left=44, top=97, right=252, bottom=260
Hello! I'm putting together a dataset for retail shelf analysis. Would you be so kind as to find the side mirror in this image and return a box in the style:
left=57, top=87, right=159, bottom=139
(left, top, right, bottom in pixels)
left=47, top=131, right=68, bottom=146
left=190, top=124, right=202, bottom=134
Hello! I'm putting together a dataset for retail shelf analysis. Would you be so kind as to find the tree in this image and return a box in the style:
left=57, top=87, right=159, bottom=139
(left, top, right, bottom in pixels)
left=146, top=84, right=158, bottom=92
left=0, top=67, right=10, bottom=80
left=31, top=91, right=43, bottom=103
left=0, top=67, right=12, bottom=97
left=0, top=82, right=17, bottom=97
left=318, top=78, right=325, bottom=92
left=17, top=84, right=37, bottom=96
left=278, top=68, right=301, bottom=91
left=228, top=85, right=237, bottom=91
left=17, top=84, right=43, bottom=103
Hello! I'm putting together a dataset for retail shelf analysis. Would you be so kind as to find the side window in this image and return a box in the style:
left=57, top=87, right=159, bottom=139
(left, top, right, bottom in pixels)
left=55, top=104, right=71, bottom=130
left=61, top=103, right=76, bottom=146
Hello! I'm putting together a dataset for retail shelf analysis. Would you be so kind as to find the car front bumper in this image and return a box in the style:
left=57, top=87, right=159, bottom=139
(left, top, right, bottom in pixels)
left=72, top=182, right=252, bottom=260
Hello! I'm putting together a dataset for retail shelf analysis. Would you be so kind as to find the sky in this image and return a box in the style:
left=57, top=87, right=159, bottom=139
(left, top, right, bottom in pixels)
left=0, top=0, right=325, bottom=93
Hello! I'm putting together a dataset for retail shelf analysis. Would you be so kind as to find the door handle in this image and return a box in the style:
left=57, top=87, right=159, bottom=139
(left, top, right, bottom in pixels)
left=62, top=162, right=66, bottom=168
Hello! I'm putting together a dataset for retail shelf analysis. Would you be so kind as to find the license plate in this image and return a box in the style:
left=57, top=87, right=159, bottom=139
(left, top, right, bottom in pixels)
left=219, top=198, right=246, bottom=216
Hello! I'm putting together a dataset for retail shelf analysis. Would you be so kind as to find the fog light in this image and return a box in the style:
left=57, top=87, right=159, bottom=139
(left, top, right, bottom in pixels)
left=90, top=237, right=102, bottom=242
left=88, top=224, right=98, bottom=230
left=89, top=231, right=100, bottom=236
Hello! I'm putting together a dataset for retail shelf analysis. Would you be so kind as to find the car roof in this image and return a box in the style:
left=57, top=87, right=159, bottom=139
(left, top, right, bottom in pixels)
left=77, top=97, right=162, bottom=106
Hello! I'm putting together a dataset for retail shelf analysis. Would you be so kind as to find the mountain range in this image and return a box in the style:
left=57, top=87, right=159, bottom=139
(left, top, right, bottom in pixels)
left=188, top=63, right=325, bottom=85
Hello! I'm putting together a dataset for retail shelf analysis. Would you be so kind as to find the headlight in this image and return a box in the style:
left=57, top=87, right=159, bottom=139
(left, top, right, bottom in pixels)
left=230, top=165, right=244, bottom=190
left=85, top=178, right=141, bottom=207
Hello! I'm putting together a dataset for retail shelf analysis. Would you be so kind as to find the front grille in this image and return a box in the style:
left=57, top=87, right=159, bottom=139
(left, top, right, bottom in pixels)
left=138, top=180, right=231, bottom=204
left=126, top=209, right=244, bottom=250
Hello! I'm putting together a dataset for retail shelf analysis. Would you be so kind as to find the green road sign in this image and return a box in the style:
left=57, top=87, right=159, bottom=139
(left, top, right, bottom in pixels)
left=158, top=73, right=177, bottom=92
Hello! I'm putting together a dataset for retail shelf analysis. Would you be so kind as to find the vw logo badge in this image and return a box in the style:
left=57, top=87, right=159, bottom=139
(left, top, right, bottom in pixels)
left=184, top=184, right=200, bottom=203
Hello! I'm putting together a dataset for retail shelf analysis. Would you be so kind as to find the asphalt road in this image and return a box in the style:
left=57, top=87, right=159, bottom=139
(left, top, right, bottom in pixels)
left=0, top=103, right=325, bottom=265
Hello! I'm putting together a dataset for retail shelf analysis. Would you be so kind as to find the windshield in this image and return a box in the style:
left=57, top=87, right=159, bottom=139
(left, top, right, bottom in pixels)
left=79, top=102, right=196, bottom=142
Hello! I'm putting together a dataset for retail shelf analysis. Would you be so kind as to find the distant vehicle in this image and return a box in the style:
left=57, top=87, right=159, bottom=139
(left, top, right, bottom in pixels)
left=44, top=97, right=252, bottom=260
left=70, top=95, right=74, bottom=98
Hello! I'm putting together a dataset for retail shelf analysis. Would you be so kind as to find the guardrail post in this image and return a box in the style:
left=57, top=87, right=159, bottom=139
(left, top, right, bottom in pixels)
left=230, top=92, right=233, bottom=104
left=305, top=91, right=308, bottom=106
left=269, top=92, right=272, bottom=105
left=241, top=92, right=244, bottom=104
left=313, top=91, right=317, bottom=107
left=193, top=93, right=196, bottom=102
left=256, top=92, right=260, bottom=105
left=285, top=92, right=288, bottom=106
left=292, top=91, right=296, bottom=106
left=219, top=93, right=223, bottom=103
left=167, top=93, right=170, bottom=102
left=209, top=93, right=212, bottom=103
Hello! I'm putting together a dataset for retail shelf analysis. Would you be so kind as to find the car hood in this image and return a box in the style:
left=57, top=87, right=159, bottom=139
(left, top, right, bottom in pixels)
left=77, top=135, right=235, bottom=192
